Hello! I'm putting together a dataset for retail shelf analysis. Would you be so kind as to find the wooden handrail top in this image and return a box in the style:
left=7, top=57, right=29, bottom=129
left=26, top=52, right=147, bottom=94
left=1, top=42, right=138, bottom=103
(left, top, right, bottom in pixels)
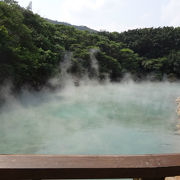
left=0, top=154, right=180, bottom=179
left=1, top=154, right=180, bottom=169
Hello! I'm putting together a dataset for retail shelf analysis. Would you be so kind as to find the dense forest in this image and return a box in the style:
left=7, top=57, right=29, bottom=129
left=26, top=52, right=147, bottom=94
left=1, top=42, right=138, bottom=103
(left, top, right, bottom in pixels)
left=1, top=0, right=180, bottom=92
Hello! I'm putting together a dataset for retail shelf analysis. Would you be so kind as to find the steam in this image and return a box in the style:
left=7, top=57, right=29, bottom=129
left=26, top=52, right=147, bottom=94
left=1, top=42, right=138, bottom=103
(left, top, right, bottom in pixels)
left=0, top=51, right=180, bottom=154
left=0, top=80, right=180, bottom=154
left=48, top=49, right=101, bottom=89
left=89, top=48, right=100, bottom=78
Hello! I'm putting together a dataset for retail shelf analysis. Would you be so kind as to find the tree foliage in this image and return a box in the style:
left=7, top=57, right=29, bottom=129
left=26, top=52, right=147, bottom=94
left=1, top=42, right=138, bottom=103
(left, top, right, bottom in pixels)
left=0, top=1, right=180, bottom=91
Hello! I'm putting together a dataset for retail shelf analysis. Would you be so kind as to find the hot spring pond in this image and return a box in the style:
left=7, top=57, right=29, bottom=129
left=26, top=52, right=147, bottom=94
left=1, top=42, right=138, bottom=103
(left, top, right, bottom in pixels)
left=0, top=81, right=180, bottom=154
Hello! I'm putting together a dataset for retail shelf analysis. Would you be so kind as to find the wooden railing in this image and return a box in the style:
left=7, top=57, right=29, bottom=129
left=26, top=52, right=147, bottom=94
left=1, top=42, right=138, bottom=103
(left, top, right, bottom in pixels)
left=0, top=154, right=180, bottom=180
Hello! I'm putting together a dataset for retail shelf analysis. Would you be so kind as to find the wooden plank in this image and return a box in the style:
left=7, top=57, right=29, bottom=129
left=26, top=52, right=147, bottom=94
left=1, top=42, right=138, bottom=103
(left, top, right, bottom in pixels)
left=0, top=154, right=180, bottom=179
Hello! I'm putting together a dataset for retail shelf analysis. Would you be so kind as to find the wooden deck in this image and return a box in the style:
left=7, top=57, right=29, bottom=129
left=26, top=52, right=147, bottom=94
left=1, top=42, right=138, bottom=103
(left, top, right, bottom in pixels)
left=0, top=154, right=180, bottom=180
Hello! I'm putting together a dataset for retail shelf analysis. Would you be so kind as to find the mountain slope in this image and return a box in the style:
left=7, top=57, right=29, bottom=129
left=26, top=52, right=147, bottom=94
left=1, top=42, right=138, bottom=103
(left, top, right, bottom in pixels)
left=46, top=18, right=97, bottom=33
left=1, top=0, right=180, bottom=94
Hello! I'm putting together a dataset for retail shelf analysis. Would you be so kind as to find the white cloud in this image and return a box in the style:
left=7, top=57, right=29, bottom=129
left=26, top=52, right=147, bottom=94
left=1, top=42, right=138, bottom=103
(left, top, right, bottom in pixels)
left=58, top=0, right=126, bottom=31
left=161, top=0, right=180, bottom=26
left=59, top=0, right=106, bottom=24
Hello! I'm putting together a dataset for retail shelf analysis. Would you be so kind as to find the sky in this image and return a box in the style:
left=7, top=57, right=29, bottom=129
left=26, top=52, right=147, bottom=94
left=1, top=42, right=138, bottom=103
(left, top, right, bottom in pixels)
left=16, top=0, right=180, bottom=32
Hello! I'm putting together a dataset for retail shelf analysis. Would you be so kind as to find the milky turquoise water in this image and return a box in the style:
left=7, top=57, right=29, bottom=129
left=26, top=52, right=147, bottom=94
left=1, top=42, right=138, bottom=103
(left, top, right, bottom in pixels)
left=0, top=81, right=180, bottom=154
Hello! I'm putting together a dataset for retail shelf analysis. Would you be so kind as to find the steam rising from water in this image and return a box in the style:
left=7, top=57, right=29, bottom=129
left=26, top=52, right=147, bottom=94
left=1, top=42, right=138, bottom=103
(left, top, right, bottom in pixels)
left=0, top=81, right=180, bottom=154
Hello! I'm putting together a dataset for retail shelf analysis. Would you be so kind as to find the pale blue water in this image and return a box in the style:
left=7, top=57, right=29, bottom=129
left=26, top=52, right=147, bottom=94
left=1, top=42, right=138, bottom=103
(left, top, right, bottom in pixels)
left=0, top=81, right=180, bottom=154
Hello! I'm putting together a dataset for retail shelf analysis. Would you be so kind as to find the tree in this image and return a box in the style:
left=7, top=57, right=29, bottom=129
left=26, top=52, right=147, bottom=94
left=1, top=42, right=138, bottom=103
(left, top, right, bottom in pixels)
left=3, top=0, right=16, bottom=4
left=26, top=1, right=32, bottom=11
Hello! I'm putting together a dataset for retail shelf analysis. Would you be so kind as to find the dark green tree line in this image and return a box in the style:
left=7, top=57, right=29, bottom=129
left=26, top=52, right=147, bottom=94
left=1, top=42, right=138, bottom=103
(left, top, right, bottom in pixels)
left=0, top=0, right=180, bottom=93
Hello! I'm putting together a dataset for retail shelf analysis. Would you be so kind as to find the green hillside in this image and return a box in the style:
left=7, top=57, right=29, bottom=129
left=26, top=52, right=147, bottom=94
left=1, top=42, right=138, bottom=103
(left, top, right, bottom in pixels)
left=0, top=0, right=180, bottom=92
